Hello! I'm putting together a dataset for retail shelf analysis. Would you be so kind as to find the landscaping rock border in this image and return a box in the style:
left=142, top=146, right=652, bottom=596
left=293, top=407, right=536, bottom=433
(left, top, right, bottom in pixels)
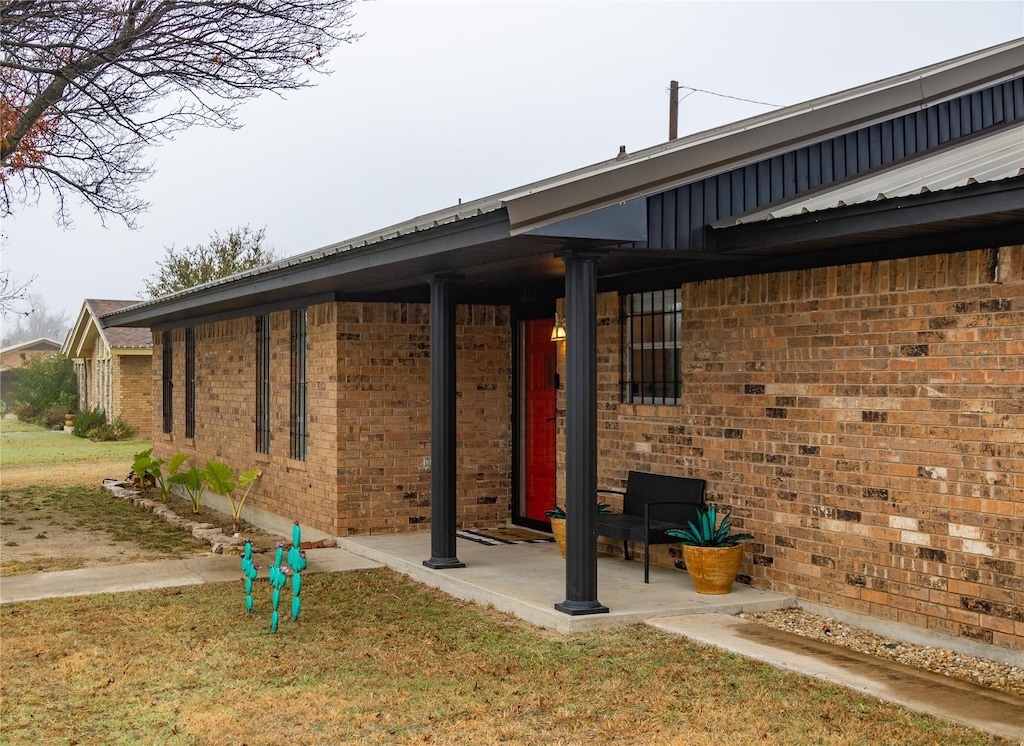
left=102, top=479, right=251, bottom=555
left=739, top=608, right=1024, bottom=697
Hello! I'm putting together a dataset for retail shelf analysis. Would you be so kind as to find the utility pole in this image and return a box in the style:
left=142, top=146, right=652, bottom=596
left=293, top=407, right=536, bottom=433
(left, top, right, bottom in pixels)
left=669, top=80, right=679, bottom=141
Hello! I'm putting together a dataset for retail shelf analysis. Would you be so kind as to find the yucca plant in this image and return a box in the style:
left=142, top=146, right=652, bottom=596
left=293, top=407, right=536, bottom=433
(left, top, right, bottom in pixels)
left=667, top=506, right=753, bottom=547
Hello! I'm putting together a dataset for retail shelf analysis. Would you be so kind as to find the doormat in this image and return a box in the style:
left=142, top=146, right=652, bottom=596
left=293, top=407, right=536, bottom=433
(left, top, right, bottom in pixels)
left=457, top=527, right=554, bottom=546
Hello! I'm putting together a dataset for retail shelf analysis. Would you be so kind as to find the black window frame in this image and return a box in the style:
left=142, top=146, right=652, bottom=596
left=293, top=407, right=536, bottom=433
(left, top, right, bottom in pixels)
left=255, top=315, right=271, bottom=454
left=161, top=330, right=173, bottom=433
left=621, top=289, right=683, bottom=405
left=289, top=309, right=308, bottom=461
left=184, top=327, right=196, bottom=439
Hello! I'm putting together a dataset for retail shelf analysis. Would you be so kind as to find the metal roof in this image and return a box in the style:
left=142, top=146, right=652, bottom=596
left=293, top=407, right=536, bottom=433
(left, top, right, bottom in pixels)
left=103, top=37, right=1024, bottom=328
left=721, top=124, right=1024, bottom=226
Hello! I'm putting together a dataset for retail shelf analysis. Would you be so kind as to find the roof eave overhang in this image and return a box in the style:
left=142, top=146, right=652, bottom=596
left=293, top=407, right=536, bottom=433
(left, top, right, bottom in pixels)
left=710, top=176, right=1024, bottom=255
left=104, top=209, right=515, bottom=327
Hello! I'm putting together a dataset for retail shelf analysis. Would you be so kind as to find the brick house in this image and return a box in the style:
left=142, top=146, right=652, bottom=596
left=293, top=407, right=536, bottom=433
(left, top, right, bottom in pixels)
left=0, top=337, right=63, bottom=405
left=62, top=299, right=153, bottom=437
left=106, top=40, right=1023, bottom=651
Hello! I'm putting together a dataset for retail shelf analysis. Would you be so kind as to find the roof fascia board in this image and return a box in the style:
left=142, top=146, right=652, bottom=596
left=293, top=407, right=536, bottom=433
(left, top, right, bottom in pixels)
left=149, top=292, right=338, bottom=332
left=524, top=197, right=647, bottom=241
left=65, top=308, right=103, bottom=359
left=61, top=303, right=94, bottom=357
left=109, top=211, right=512, bottom=327
left=505, top=39, right=1024, bottom=235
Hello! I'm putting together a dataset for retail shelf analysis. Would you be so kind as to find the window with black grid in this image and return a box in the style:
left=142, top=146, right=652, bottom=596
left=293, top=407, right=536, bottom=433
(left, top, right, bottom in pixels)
left=184, top=328, right=196, bottom=439
left=161, top=330, right=173, bottom=433
left=289, top=309, right=308, bottom=461
left=621, top=289, right=682, bottom=405
left=255, top=315, right=271, bottom=454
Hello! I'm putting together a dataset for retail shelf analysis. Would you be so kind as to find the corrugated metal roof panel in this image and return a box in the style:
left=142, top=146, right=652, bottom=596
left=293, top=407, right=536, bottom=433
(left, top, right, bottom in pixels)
left=104, top=38, right=1024, bottom=323
left=726, top=125, right=1024, bottom=225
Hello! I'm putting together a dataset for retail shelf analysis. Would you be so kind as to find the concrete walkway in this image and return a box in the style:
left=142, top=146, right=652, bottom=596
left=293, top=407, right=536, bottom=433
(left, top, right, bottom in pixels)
left=0, top=547, right=381, bottom=604
left=1, top=542, right=1020, bottom=741
left=649, top=614, right=1024, bottom=742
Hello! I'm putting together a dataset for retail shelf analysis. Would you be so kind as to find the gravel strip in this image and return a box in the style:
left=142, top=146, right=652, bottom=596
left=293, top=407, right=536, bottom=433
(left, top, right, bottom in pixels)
left=738, top=608, right=1023, bottom=697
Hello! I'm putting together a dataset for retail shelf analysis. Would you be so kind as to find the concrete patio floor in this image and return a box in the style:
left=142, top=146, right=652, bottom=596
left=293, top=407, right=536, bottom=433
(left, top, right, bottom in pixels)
left=338, top=530, right=796, bottom=633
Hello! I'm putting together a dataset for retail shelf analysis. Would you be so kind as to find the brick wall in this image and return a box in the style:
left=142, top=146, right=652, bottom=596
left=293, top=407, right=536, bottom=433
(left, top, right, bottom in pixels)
left=111, top=354, right=152, bottom=437
left=589, top=245, right=1023, bottom=651
left=332, top=302, right=511, bottom=535
left=152, top=300, right=512, bottom=537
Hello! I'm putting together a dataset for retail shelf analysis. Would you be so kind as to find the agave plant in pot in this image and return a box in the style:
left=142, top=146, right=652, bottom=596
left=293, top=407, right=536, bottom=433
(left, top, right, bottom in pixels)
left=666, top=506, right=753, bottom=594
left=545, top=503, right=611, bottom=559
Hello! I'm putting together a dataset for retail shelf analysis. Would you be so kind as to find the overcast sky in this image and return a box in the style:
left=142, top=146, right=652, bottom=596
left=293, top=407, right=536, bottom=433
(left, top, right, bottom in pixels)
left=1, top=0, right=1021, bottom=333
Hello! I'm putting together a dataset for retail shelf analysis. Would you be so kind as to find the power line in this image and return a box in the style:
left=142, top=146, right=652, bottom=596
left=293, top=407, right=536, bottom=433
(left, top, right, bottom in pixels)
left=671, top=85, right=783, bottom=109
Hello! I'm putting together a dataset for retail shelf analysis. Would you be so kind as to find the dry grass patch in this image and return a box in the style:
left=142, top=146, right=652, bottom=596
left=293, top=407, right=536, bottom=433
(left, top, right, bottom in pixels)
left=1, top=569, right=1010, bottom=746
left=0, top=485, right=210, bottom=576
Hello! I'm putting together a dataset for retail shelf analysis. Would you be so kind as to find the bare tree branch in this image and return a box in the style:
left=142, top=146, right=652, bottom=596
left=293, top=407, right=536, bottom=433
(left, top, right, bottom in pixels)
left=1, top=0, right=360, bottom=227
left=0, top=267, right=35, bottom=318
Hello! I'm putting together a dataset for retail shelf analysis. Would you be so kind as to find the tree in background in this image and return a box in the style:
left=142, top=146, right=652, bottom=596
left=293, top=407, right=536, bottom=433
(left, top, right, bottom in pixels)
left=1, top=0, right=359, bottom=226
left=141, top=225, right=279, bottom=298
left=7, top=353, right=77, bottom=427
left=4, top=293, right=69, bottom=343
left=0, top=268, right=33, bottom=318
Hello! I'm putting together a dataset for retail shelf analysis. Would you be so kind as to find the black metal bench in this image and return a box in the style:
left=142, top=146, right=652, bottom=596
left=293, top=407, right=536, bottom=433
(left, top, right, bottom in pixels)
left=596, top=471, right=706, bottom=583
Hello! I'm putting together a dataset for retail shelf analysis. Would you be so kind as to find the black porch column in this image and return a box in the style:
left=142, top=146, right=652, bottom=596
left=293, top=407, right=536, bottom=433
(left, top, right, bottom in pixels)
left=555, top=251, right=608, bottom=615
left=423, top=274, right=465, bottom=570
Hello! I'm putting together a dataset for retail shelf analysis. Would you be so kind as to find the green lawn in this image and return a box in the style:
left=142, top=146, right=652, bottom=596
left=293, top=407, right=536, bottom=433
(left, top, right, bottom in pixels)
left=0, top=418, right=148, bottom=467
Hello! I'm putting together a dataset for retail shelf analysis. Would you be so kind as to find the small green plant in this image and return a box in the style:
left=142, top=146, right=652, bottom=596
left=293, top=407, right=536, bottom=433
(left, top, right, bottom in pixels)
left=666, top=506, right=753, bottom=547
left=171, top=466, right=206, bottom=513
left=204, top=460, right=262, bottom=533
left=544, top=503, right=611, bottom=519
left=72, top=408, right=107, bottom=439
left=89, top=417, right=138, bottom=441
left=132, top=449, right=189, bottom=502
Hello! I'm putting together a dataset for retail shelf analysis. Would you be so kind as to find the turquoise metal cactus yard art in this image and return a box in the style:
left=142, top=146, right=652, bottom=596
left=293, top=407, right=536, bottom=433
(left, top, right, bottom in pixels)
left=240, top=540, right=260, bottom=613
left=288, top=523, right=305, bottom=621
left=243, top=524, right=308, bottom=634
left=268, top=542, right=289, bottom=633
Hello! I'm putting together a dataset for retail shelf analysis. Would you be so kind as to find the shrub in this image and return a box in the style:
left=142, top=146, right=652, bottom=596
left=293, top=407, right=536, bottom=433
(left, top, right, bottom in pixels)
left=89, top=417, right=138, bottom=441
left=41, top=404, right=71, bottom=430
left=72, top=408, right=107, bottom=438
left=9, top=354, right=76, bottom=425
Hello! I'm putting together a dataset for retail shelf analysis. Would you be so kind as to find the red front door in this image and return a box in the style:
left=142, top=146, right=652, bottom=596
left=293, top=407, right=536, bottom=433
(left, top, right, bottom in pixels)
left=523, top=319, right=557, bottom=522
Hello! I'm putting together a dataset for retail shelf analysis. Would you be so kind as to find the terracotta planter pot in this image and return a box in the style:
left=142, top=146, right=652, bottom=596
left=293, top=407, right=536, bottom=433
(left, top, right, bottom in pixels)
left=682, top=543, right=744, bottom=594
left=550, top=517, right=567, bottom=558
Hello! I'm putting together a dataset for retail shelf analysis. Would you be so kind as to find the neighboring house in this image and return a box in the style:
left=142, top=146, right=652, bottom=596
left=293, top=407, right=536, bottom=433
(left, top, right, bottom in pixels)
left=0, top=337, right=63, bottom=405
left=63, top=300, right=153, bottom=437
left=105, top=40, right=1023, bottom=652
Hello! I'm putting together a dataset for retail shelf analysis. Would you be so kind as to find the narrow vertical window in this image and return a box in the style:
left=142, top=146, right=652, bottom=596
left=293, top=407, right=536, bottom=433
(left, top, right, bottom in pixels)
left=256, top=315, right=271, bottom=454
left=161, top=330, right=173, bottom=433
left=289, top=309, right=308, bottom=460
left=184, top=328, right=196, bottom=439
left=622, top=289, right=682, bottom=404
